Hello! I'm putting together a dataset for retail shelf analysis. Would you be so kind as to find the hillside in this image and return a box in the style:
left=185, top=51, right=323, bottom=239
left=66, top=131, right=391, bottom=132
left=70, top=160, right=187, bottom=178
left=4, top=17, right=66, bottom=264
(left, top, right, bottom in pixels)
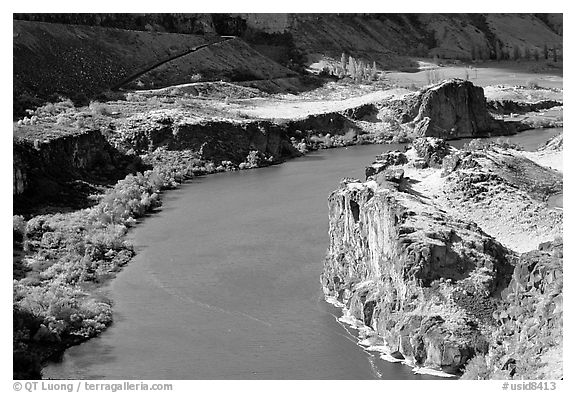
left=232, top=13, right=562, bottom=65
left=13, top=20, right=222, bottom=115
left=13, top=20, right=297, bottom=117
left=124, top=38, right=298, bottom=90
left=13, top=14, right=562, bottom=118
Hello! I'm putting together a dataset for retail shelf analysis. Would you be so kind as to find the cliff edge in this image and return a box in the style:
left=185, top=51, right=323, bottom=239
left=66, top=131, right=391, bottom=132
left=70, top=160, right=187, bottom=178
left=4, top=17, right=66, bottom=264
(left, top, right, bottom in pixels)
left=322, top=137, right=562, bottom=378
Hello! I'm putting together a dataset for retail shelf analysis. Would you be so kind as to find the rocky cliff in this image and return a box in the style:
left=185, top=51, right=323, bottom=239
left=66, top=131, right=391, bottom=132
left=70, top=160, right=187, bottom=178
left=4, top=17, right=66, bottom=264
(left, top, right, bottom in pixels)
left=118, top=116, right=300, bottom=165
left=322, top=137, right=562, bottom=377
left=114, top=108, right=365, bottom=165
left=321, top=176, right=513, bottom=373
left=386, top=79, right=525, bottom=138
left=13, top=128, right=141, bottom=213
left=410, top=79, right=497, bottom=138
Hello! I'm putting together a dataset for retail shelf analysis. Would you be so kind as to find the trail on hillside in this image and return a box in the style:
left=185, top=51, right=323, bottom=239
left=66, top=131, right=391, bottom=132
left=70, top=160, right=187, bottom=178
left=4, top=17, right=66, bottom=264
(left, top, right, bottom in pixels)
left=113, top=36, right=236, bottom=90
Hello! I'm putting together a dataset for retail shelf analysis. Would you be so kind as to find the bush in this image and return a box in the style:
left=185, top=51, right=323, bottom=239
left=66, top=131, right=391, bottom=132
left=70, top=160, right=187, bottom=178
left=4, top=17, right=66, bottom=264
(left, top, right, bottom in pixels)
left=526, top=79, right=540, bottom=89
left=125, top=92, right=145, bottom=102
left=14, top=141, right=208, bottom=374
left=13, top=216, right=26, bottom=242
left=425, top=68, right=445, bottom=85
left=461, top=355, right=491, bottom=379
left=56, top=114, right=73, bottom=126
left=89, top=101, right=111, bottom=116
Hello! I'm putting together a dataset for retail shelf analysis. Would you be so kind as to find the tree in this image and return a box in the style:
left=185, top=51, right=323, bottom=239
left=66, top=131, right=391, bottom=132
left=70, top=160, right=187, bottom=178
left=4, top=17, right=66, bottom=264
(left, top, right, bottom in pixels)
left=552, top=46, right=558, bottom=62
left=495, top=41, right=502, bottom=62
left=340, top=53, right=348, bottom=75
left=348, top=56, right=357, bottom=80
left=370, top=61, right=378, bottom=81
left=357, top=60, right=365, bottom=81
left=512, top=45, right=521, bottom=61
left=543, top=43, right=549, bottom=60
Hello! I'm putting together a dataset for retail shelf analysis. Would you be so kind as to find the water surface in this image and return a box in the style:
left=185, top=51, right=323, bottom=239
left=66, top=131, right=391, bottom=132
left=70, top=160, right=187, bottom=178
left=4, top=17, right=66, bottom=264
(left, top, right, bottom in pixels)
left=44, top=128, right=561, bottom=380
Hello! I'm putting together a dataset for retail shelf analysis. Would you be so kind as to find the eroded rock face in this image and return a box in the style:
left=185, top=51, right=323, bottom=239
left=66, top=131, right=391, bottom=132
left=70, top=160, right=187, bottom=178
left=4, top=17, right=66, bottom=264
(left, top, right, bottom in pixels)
left=487, top=100, right=562, bottom=115
left=410, top=79, right=496, bottom=138
left=493, top=239, right=563, bottom=379
left=13, top=130, right=141, bottom=211
left=442, top=146, right=562, bottom=202
left=540, top=133, right=563, bottom=151
left=365, top=151, right=407, bottom=178
left=411, top=137, right=451, bottom=168
left=118, top=115, right=302, bottom=165
left=321, top=176, right=513, bottom=373
left=341, top=103, right=378, bottom=121
left=323, top=137, right=563, bottom=377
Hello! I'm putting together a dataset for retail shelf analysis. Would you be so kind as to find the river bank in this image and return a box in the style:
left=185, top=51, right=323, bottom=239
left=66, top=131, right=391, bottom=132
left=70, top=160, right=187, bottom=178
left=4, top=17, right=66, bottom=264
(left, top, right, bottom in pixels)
left=13, top=78, right=562, bottom=379
left=42, top=128, right=560, bottom=379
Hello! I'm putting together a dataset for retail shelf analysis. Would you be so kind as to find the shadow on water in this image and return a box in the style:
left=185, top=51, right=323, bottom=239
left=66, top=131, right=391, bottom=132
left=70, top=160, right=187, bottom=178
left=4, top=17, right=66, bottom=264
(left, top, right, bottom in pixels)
left=292, top=153, right=326, bottom=161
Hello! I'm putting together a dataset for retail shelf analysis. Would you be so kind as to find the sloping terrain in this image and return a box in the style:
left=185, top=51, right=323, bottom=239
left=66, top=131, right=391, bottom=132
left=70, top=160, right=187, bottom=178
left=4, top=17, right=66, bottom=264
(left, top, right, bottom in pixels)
left=13, top=20, right=299, bottom=117
left=485, top=14, right=563, bottom=55
left=13, top=14, right=562, bottom=118
left=124, top=38, right=298, bottom=90
left=233, top=13, right=562, bottom=65
left=13, top=20, right=222, bottom=115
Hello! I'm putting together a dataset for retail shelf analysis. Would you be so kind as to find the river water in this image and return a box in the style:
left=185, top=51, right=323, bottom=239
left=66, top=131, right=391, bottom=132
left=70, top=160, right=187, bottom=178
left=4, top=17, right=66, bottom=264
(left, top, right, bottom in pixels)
left=44, top=128, right=561, bottom=380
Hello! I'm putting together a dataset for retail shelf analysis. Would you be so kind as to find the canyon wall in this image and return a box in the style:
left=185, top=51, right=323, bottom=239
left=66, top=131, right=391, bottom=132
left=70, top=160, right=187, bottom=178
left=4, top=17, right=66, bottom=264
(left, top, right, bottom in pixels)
left=13, top=130, right=140, bottom=211
left=321, top=138, right=563, bottom=377
left=321, top=173, right=512, bottom=373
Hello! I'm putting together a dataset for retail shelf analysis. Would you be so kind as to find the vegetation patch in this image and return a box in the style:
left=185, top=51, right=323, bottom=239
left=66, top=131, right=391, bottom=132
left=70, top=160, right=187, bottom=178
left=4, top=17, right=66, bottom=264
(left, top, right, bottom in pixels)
left=13, top=158, right=195, bottom=379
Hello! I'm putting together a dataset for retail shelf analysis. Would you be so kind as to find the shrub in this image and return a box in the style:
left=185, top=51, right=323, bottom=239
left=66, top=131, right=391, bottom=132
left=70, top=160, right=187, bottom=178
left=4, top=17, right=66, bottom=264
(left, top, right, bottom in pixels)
left=125, top=92, right=145, bottom=102
left=526, top=79, right=540, bottom=89
left=89, top=101, right=111, bottom=116
left=461, top=355, right=491, bottom=379
left=425, top=68, right=445, bottom=85
left=13, top=216, right=26, bottom=242
left=14, top=140, right=212, bottom=372
left=56, top=114, right=73, bottom=126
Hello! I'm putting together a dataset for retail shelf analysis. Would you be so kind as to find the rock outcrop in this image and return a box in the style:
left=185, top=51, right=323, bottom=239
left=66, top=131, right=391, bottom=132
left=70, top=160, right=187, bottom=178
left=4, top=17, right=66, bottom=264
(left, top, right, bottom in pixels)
left=321, top=174, right=513, bottom=374
left=409, top=79, right=504, bottom=138
left=487, top=99, right=562, bottom=115
left=322, top=137, right=563, bottom=377
left=116, top=110, right=365, bottom=166
left=376, top=79, right=531, bottom=140
left=13, top=129, right=141, bottom=212
left=482, top=239, right=563, bottom=379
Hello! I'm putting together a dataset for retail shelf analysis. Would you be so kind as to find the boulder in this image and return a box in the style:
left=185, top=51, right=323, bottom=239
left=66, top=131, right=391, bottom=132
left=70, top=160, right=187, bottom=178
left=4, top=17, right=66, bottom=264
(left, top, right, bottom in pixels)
left=410, top=79, right=498, bottom=138
left=365, top=151, right=407, bottom=179
left=411, top=137, right=451, bottom=168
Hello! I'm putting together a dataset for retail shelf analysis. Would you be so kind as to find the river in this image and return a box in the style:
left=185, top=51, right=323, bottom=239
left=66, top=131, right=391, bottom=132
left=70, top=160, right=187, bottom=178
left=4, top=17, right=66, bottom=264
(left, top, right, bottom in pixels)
left=44, top=128, right=561, bottom=380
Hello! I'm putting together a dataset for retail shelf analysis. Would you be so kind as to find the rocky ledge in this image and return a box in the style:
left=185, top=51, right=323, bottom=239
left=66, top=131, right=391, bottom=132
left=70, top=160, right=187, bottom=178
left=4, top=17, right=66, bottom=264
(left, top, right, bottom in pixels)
left=321, top=137, right=562, bottom=378
left=13, top=128, right=143, bottom=214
